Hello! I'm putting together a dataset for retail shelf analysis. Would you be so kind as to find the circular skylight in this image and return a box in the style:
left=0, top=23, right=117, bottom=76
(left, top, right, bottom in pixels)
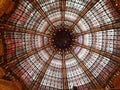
left=1, top=0, right=120, bottom=90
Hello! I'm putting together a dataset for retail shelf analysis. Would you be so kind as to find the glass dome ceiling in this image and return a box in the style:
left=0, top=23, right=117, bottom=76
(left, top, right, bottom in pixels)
left=0, top=0, right=120, bottom=90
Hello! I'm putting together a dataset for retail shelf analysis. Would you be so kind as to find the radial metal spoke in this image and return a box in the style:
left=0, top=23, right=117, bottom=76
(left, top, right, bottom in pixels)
left=74, top=42, right=120, bottom=63
left=76, top=22, right=120, bottom=35
left=70, top=0, right=99, bottom=29
left=32, top=50, right=57, bottom=90
left=0, top=24, right=52, bottom=38
left=60, top=0, right=66, bottom=26
left=62, top=50, right=69, bottom=90
left=69, top=48, right=102, bottom=88
left=3, top=44, right=52, bottom=68
left=28, top=0, right=56, bottom=31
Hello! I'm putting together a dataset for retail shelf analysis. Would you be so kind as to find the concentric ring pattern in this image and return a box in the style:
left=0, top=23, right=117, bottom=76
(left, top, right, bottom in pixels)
left=0, top=0, right=120, bottom=90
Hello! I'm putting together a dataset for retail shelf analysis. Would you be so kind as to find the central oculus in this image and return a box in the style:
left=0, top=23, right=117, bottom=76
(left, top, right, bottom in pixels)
left=53, top=29, right=72, bottom=49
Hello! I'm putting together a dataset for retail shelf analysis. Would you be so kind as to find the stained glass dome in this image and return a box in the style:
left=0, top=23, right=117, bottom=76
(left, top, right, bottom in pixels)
left=0, top=0, right=120, bottom=90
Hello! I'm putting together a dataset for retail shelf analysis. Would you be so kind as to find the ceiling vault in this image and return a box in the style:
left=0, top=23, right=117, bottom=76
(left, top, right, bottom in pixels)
left=0, top=0, right=119, bottom=89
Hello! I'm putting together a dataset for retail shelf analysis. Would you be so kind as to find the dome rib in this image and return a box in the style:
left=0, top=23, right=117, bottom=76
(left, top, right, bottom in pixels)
left=0, top=23, right=52, bottom=38
left=60, top=0, right=66, bottom=26
left=61, top=50, right=69, bottom=89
